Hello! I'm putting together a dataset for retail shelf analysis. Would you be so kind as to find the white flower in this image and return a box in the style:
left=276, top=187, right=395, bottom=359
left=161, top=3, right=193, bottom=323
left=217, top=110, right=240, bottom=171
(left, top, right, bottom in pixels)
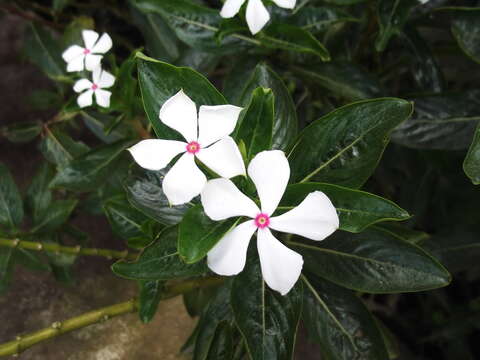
left=62, top=30, right=112, bottom=72
left=220, top=0, right=297, bottom=35
left=128, top=90, right=245, bottom=206
left=73, top=67, right=115, bottom=108
left=201, top=150, right=339, bottom=295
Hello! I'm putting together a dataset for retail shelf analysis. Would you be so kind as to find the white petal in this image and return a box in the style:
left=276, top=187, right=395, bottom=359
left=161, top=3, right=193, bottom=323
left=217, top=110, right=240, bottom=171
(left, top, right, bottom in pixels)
left=163, top=153, right=206, bottom=205
left=207, top=220, right=256, bottom=276
left=201, top=178, right=259, bottom=221
left=196, top=137, right=245, bottom=178
left=91, top=33, right=112, bottom=54
left=85, top=54, right=103, bottom=71
left=248, top=150, right=289, bottom=216
left=77, top=90, right=93, bottom=108
left=159, top=90, right=198, bottom=143
left=269, top=191, right=339, bottom=241
left=62, top=45, right=84, bottom=62
left=257, top=228, right=303, bottom=295
left=220, top=0, right=246, bottom=18
left=66, top=55, right=85, bottom=72
left=271, top=0, right=296, bottom=9
left=128, top=139, right=187, bottom=171
left=92, top=66, right=101, bottom=84
left=246, top=0, right=270, bottom=35
left=197, top=104, right=243, bottom=147
left=98, top=70, right=115, bottom=88
left=94, top=89, right=111, bottom=108
left=73, top=79, right=93, bottom=93
left=82, top=29, right=99, bottom=49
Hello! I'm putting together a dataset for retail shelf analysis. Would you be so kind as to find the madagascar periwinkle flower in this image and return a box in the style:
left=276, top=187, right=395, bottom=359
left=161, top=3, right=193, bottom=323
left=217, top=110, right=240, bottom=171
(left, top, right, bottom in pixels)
left=220, top=0, right=297, bottom=35
left=73, top=67, right=115, bottom=108
left=62, top=30, right=112, bottom=72
left=201, top=150, right=339, bottom=295
left=128, top=90, right=245, bottom=206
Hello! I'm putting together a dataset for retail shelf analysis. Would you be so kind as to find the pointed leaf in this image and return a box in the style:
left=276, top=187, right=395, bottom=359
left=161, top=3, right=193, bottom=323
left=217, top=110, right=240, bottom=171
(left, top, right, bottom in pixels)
left=103, top=195, right=148, bottom=240
left=138, top=280, right=165, bottom=323
left=40, top=128, right=90, bottom=167
left=0, top=163, right=23, bottom=229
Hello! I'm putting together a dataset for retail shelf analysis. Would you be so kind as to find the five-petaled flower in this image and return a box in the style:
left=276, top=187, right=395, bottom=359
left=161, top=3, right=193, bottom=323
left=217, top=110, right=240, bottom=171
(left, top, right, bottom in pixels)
left=128, top=90, right=245, bottom=206
left=220, top=0, right=297, bottom=35
left=201, top=150, right=339, bottom=295
left=62, top=30, right=112, bottom=72
left=73, top=67, right=115, bottom=108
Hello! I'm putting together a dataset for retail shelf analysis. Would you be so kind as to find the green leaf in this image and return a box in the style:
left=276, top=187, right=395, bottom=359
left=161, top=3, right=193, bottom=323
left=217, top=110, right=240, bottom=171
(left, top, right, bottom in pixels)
left=53, top=0, right=71, bottom=12
left=26, top=164, right=54, bottom=225
left=260, top=23, right=330, bottom=61
left=288, top=98, right=413, bottom=188
left=289, top=227, right=451, bottom=293
left=112, top=226, right=207, bottom=280
left=375, top=0, right=418, bottom=52
left=138, top=280, right=164, bottom=323
left=373, top=223, right=429, bottom=244
left=279, top=183, right=410, bottom=233
left=0, top=163, right=24, bottom=229
left=50, top=139, right=133, bottom=192
left=2, top=121, right=42, bottom=143
left=40, top=128, right=90, bottom=167
left=184, top=285, right=219, bottom=317
left=124, top=165, right=191, bottom=225
left=206, top=321, right=234, bottom=360
left=14, top=248, right=51, bottom=272
left=289, top=6, right=359, bottom=34
left=23, top=23, right=65, bottom=80
left=82, top=111, right=133, bottom=144
left=0, top=248, right=14, bottom=293
left=231, top=248, right=302, bottom=360
left=293, top=62, right=384, bottom=101
left=137, top=52, right=227, bottom=140
left=464, top=122, right=480, bottom=184
left=225, top=63, right=298, bottom=151
left=235, top=87, right=274, bottom=160
left=194, top=284, right=233, bottom=360
left=450, top=9, right=480, bottom=64
left=31, top=199, right=78, bottom=233
left=178, top=205, right=240, bottom=264
left=391, top=92, right=480, bottom=150
left=103, top=195, right=148, bottom=240
left=302, top=275, right=389, bottom=360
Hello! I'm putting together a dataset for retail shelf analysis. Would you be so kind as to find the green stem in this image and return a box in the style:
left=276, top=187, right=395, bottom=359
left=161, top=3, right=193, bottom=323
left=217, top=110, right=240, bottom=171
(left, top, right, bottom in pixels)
left=0, top=276, right=223, bottom=357
left=0, top=238, right=137, bottom=261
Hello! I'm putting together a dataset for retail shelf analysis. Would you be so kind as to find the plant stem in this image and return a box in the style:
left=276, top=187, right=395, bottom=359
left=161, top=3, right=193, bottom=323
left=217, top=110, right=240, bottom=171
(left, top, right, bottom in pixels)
left=0, top=238, right=137, bottom=261
left=0, top=276, right=223, bottom=357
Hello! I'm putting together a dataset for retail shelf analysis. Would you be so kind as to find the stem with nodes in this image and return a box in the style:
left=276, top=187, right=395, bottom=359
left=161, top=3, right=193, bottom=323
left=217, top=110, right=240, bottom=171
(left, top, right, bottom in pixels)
left=0, top=276, right=224, bottom=357
left=0, top=238, right=138, bottom=261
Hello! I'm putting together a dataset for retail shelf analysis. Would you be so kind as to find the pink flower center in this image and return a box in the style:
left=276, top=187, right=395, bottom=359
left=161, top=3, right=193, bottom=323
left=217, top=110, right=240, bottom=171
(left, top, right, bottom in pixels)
left=255, top=213, right=270, bottom=229
left=91, top=83, right=98, bottom=91
left=83, top=48, right=91, bottom=55
left=186, top=141, right=200, bottom=154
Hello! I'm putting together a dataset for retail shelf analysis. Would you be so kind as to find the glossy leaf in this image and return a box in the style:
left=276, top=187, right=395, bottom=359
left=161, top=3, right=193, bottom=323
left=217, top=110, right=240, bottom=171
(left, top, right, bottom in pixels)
left=288, top=98, right=413, bottom=188
left=184, top=285, right=219, bottom=317
left=50, top=139, right=133, bottom=192
left=178, top=204, right=240, bottom=264
left=231, top=248, right=302, bottom=360
left=289, top=6, right=359, bottom=34
left=103, top=195, right=147, bottom=240
left=260, top=23, right=330, bottom=61
left=0, top=248, right=14, bottom=293
left=225, top=63, right=298, bottom=151
left=391, top=92, right=480, bottom=150
left=40, top=128, right=90, bottom=167
left=124, top=165, right=191, bottom=225
left=302, top=275, right=389, bottom=360
left=206, top=321, right=234, bottom=360
left=235, top=87, right=274, bottom=160
left=112, top=226, right=207, bottom=280
left=138, top=280, right=164, bottom=323
left=137, top=52, right=227, bottom=140
left=2, top=121, right=42, bottom=143
left=82, top=111, right=133, bottom=144
left=31, top=199, right=78, bottom=233
left=373, top=223, right=429, bottom=244
left=0, top=163, right=23, bottom=229
left=289, top=227, right=451, bottom=293
left=279, top=183, right=410, bottom=233
left=451, top=9, right=480, bottom=64
left=464, top=122, right=480, bottom=185
left=293, top=62, right=384, bottom=101
left=26, top=163, right=53, bottom=225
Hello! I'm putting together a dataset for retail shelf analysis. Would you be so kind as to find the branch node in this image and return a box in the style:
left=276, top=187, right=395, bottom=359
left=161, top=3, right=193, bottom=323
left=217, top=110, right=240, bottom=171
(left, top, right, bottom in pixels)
left=12, top=239, right=20, bottom=248
left=75, top=245, right=81, bottom=253
left=51, top=321, right=62, bottom=330
left=37, top=243, right=43, bottom=251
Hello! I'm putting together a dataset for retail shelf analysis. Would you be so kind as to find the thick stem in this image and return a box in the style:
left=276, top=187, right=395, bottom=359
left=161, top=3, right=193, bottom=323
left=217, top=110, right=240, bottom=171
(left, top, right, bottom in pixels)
left=0, top=276, right=224, bottom=357
left=0, top=238, right=137, bottom=261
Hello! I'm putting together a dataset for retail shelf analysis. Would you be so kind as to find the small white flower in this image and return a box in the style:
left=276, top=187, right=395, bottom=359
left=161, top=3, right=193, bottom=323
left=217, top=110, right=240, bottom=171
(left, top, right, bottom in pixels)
left=62, top=30, right=113, bottom=72
left=220, top=0, right=297, bottom=35
left=73, top=67, right=115, bottom=108
left=128, top=90, right=245, bottom=206
left=201, top=150, right=339, bottom=295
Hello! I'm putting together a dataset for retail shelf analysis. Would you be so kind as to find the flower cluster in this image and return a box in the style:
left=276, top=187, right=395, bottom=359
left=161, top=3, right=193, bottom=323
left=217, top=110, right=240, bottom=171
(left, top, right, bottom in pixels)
left=129, top=91, right=340, bottom=295
left=62, top=30, right=115, bottom=108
